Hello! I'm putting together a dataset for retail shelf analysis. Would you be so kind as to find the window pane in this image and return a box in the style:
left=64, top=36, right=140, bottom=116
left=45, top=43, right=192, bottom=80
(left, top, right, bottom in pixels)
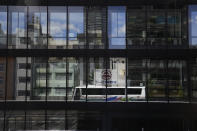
left=147, top=59, right=167, bottom=100
left=26, top=110, right=45, bottom=130
left=87, top=58, right=106, bottom=102
left=5, top=111, right=25, bottom=131
left=28, top=6, right=47, bottom=49
left=67, top=57, right=86, bottom=101
left=47, top=57, right=66, bottom=101
left=0, top=6, right=7, bottom=49
left=31, top=57, right=47, bottom=101
left=15, top=57, right=27, bottom=101
left=107, top=58, right=126, bottom=102
left=48, top=6, right=67, bottom=49
left=127, top=59, right=146, bottom=101
left=167, top=10, right=182, bottom=47
left=68, top=6, right=85, bottom=49
left=147, top=7, right=166, bottom=47
left=47, top=110, right=65, bottom=130
left=189, top=5, right=197, bottom=48
left=168, top=60, right=187, bottom=100
left=88, top=7, right=106, bottom=49
left=127, top=6, right=146, bottom=48
left=6, top=57, right=15, bottom=100
left=108, top=6, right=126, bottom=49
left=8, top=6, right=27, bottom=49
left=0, top=57, right=6, bottom=101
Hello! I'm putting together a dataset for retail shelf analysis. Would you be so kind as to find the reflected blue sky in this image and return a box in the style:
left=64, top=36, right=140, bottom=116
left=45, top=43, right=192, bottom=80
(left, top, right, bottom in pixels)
left=0, top=6, right=127, bottom=48
left=108, top=6, right=126, bottom=49
left=68, top=7, right=84, bottom=38
left=189, top=5, right=197, bottom=45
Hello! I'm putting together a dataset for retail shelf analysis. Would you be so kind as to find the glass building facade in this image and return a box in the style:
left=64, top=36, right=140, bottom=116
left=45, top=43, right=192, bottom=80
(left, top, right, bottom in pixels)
left=0, top=0, right=197, bottom=130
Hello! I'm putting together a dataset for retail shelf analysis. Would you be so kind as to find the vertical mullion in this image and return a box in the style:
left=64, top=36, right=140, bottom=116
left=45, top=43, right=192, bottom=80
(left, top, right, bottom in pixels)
left=166, top=59, right=169, bottom=102
left=145, top=58, right=148, bottom=102
left=67, top=6, right=69, bottom=49
left=86, top=6, right=88, bottom=102
left=187, top=58, right=191, bottom=102
left=105, top=6, right=108, bottom=102
left=45, top=3, right=49, bottom=130
left=85, top=57, right=88, bottom=102
left=3, top=4, right=8, bottom=131
left=24, top=6, right=29, bottom=130
left=125, top=6, right=128, bottom=102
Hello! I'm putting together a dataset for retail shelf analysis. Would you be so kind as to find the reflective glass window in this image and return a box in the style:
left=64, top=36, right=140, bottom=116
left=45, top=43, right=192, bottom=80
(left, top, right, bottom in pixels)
left=88, top=7, right=106, bottom=49
left=47, top=57, right=66, bottom=101
left=48, top=6, right=67, bottom=49
left=31, top=57, right=47, bottom=100
left=167, top=10, right=182, bottom=47
left=26, top=110, right=45, bottom=130
left=0, top=57, right=6, bottom=101
left=47, top=110, right=65, bottom=130
left=68, top=7, right=85, bottom=49
left=88, top=57, right=106, bottom=102
left=108, top=6, right=126, bottom=49
left=5, top=111, right=25, bottom=131
left=107, top=58, right=126, bottom=102
left=0, top=6, right=7, bottom=48
left=6, top=57, right=15, bottom=100
left=189, top=5, right=197, bottom=47
left=147, top=6, right=166, bottom=47
left=67, top=57, right=86, bottom=101
left=15, top=57, right=27, bottom=101
left=127, top=59, right=146, bottom=101
left=168, top=60, right=187, bottom=100
left=8, top=6, right=27, bottom=49
left=28, top=6, right=47, bottom=49
left=127, top=6, right=146, bottom=48
left=191, top=58, right=197, bottom=100
left=147, top=59, right=167, bottom=100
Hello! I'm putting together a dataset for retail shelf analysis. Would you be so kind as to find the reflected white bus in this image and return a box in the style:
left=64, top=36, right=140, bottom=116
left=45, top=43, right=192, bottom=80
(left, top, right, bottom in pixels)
left=72, top=85, right=145, bottom=102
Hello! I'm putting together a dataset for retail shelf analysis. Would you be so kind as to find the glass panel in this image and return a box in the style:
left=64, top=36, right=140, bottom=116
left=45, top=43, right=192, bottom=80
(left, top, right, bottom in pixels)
left=0, top=57, right=6, bottom=101
left=67, top=57, right=86, bottom=101
left=87, top=58, right=106, bottom=102
left=0, top=6, right=7, bottom=49
left=47, top=110, right=65, bottom=130
left=47, top=57, right=66, bottom=101
left=15, top=57, right=27, bottom=101
left=127, top=6, right=146, bottom=48
left=88, top=7, right=106, bottom=49
left=26, top=110, right=45, bottom=130
left=0, top=111, right=3, bottom=131
left=48, top=6, right=67, bottom=49
left=26, top=57, right=31, bottom=101
left=147, top=7, right=166, bottom=47
left=8, top=6, right=27, bottom=49
left=167, top=10, right=182, bottom=47
left=28, top=6, right=47, bottom=49
left=68, top=6, right=85, bottom=49
left=107, top=58, right=126, bottom=102
left=5, top=110, right=25, bottom=131
left=6, top=57, right=15, bottom=100
left=108, top=6, right=126, bottom=49
left=191, top=58, right=197, bottom=100
left=189, top=5, right=197, bottom=48
left=147, top=59, right=167, bottom=100
left=66, top=110, right=102, bottom=130
left=31, top=57, right=47, bottom=101
left=127, top=59, right=146, bottom=101
left=168, top=60, right=187, bottom=100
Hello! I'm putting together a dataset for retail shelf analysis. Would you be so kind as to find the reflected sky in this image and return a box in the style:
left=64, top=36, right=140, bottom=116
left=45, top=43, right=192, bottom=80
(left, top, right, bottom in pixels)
left=0, top=6, right=127, bottom=48
left=189, top=5, right=197, bottom=45
left=108, top=6, right=126, bottom=49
